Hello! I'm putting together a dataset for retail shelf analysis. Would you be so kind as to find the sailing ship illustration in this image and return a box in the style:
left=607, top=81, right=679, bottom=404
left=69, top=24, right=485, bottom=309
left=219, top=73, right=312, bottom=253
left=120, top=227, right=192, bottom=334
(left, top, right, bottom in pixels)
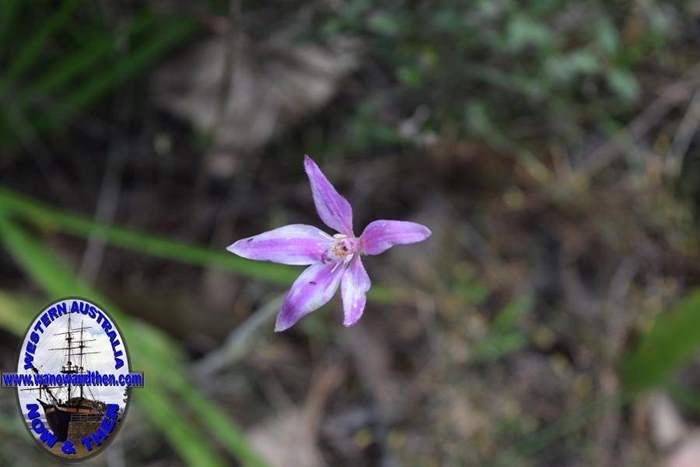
left=24, top=313, right=108, bottom=442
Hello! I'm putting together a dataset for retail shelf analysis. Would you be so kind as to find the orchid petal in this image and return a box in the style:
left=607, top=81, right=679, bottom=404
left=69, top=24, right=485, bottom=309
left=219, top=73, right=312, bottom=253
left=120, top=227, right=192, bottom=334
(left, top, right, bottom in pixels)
left=341, top=256, right=371, bottom=327
left=360, top=220, right=431, bottom=255
left=304, top=155, right=354, bottom=235
left=275, top=261, right=347, bottom=331
left=227, top=224, right=333, bottom=265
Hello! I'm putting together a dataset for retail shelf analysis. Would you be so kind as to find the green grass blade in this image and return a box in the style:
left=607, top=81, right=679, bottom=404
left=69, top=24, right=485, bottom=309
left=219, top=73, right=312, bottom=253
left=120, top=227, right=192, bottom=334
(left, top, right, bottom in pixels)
left=37, top=15, right=198, bottom=133
left=472, top=295, right=532, bottom=362
left=0, top=0, right=21, bottom=49
left=492, top=294, right=532, bottom=332
left=0, top=187, right=397, bottom=302
left=0, top=291, right=35, bottom=335
left=472, top=332, right=528, bottom=362
left=165, top=372, right=269, bottom=467
left=0, top=214, right=269, bottom=467
left=0, top=0, right=80, bottom=93
left=136, top=389, right=227, bottom=467
left=18, top=13, right=155, bottom=107
left=620, top=289, right=700, bottom=395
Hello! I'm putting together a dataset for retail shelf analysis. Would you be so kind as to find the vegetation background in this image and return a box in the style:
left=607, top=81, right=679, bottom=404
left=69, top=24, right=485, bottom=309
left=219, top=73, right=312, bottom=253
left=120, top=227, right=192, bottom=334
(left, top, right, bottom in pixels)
left=1, top=1, right=700, bottom=466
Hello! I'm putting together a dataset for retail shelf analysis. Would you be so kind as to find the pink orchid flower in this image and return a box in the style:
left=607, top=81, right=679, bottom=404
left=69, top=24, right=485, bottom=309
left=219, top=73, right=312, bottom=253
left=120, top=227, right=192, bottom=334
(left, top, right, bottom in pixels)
left=227, top=155, right=431, bottom=331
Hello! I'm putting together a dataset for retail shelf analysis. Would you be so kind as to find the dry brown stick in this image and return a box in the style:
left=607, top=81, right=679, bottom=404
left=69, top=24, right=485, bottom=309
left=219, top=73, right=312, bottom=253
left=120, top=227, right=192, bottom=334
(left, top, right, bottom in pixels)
left=344, top=323, right=403, bottom=467
left=78, top=146, right=127, bottom=283
left=577, top=63, right=700, bottom=178
left=592, top=258, right=639, bottom=467
left=668, top=88, right=700, bottom=176
left=79, top=9, right=133, bottom=284
left=194, top=294, right=283, bottom=377
left=304, top=364, right=346, bottom=435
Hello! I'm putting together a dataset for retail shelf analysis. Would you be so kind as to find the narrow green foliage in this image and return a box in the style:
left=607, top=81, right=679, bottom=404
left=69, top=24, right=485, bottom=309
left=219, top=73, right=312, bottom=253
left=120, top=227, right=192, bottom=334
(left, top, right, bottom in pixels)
left=0, top=187, right=397, bottom=303
left=0, top=291, right=35, bottom=336
left=0, top=0, right=21, bottom=50
left=37, top=16, right=198, bottom=134
left=137, top=389, right=228, bottom=467
left=472, top=295, right=532, bottom=362
left=667, top=383, right=700, bottom=417
left=493, top=295, right=532, bottom=332
left=18, top=14, right=155, bottom=108
left=621, top=290, right=700, bottom=395
left=0, top=5, right=199, bottom=151
left=0, top=0, right=80, bottom=93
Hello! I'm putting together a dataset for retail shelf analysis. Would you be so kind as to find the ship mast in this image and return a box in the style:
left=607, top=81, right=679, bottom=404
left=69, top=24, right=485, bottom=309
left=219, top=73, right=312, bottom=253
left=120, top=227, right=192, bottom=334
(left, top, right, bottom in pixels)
left=66, top=312, right=72, bottom=401
left=79, top=321, right=84, bottom=399
left=49, top=313, right=98, bottom=405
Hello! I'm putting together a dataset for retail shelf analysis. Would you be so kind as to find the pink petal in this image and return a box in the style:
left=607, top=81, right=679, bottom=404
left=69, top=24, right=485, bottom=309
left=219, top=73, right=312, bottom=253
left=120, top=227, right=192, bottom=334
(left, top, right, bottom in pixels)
left=360, top=220, right=431, bottom=256
left=227, top=224, right=332, bottom=265
left=341, top=256, right=371, bottom=327
left=275, top=261, right=347, bottom=331
left=304, top=155, right=354, bottom=235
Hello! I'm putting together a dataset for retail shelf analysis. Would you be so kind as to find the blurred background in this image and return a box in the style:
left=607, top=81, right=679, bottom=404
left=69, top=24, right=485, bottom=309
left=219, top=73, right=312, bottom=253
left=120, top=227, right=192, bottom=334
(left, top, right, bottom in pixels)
left=1, top=1, right=700, bottom=466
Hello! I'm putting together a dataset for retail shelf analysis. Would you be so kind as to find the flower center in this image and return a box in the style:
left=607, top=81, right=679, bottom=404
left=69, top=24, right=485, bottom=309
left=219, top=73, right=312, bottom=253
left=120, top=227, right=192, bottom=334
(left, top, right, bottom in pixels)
left=323, top=234, right=358, bottom=263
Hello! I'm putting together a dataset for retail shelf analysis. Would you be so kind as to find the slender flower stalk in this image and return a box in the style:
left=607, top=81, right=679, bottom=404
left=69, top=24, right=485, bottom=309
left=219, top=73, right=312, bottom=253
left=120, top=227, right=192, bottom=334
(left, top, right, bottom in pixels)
left=227, top=155, right=431, bottom=331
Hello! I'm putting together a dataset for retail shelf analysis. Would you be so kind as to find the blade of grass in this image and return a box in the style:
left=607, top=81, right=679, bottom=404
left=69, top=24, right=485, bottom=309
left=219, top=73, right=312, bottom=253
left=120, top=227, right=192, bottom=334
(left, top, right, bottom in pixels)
left=137, top=389, right=227, bottom=467
left=18, top=13, right=155, bottom=108
left=37, top=15, right=199, bottom=134
left=492, top=294, right=532, bottom=332
left=0, top=187, right=397, bottom=303
left=472, top=295, right=532, bottom=362
left=0, top=290, right=35, bottom=335
left=0, top=0, right=21, bottom=50
left=168, top=372, right=269, bottom=465
left=0, top=213, right=268, bottom=467
left=0, top=0, right=80, bottom=95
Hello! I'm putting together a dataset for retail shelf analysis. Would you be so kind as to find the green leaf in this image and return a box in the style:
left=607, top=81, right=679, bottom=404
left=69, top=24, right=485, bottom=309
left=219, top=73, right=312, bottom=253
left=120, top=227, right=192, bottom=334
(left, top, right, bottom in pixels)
left=545, top=51, right=600, bottom=83
left=606, top=68, right=640, bottom=102
left=368, top=12, right=400, bottom=37
left=0, top=187, right=397, bottom=303
left=473, top=332, right=528, bottom=362
left=621, top=289, right=700, bottom=395
left=595, top=17, right=619, bottom=56
left=506, top=14, right=552, bottom=52
left=472, top=295, right=532, bottom=362
left=492, top=295, right=532, bottom=332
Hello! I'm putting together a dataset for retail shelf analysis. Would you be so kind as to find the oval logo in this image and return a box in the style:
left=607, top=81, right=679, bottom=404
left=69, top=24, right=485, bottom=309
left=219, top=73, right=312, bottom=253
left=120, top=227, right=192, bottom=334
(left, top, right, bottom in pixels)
left=13, top=298, right=139, bottom=460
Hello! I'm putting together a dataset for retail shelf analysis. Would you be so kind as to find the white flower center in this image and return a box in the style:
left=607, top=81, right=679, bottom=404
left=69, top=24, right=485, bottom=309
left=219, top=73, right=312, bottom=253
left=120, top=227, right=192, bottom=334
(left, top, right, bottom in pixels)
left=323, top=234, right=358, bottom=263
